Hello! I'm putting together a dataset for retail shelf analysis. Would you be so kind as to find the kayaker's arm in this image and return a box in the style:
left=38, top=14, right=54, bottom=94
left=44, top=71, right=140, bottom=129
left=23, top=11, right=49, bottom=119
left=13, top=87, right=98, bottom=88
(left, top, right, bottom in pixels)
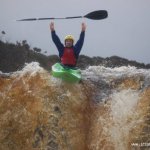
left=51, top=31, right=64, bottom=50
left=50, top=22, right=64, bottom=56
left=74, top=23, right=86, bottom=56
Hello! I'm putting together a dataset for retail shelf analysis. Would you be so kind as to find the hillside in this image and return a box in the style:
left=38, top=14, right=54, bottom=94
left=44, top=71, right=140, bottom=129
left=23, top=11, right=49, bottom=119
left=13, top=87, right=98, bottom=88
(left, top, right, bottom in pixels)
left=0, top=40, right=150, bottom=73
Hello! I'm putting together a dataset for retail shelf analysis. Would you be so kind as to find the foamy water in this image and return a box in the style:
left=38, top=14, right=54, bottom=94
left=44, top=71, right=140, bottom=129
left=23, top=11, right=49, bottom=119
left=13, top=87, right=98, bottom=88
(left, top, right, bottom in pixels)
left=109, top=90, right=142, bottom=149
left=82, top=65, right=150, bottom=84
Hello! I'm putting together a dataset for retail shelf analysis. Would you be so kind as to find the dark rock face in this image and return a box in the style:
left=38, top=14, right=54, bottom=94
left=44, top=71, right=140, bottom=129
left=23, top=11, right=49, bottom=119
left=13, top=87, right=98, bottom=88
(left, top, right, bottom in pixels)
left=0, top=40, right=150, bottom=73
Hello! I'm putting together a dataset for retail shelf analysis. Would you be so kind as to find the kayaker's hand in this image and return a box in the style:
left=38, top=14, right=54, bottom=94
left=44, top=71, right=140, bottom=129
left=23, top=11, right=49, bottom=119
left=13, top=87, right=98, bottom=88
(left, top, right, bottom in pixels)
left=81, top=22, right=86, bottom=32
left=50, top=22, right=55, bottom=31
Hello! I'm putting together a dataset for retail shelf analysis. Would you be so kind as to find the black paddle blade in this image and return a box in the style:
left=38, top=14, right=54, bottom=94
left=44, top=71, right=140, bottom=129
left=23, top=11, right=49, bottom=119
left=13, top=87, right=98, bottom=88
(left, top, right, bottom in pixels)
left=84, top=10, right=108, bottom=20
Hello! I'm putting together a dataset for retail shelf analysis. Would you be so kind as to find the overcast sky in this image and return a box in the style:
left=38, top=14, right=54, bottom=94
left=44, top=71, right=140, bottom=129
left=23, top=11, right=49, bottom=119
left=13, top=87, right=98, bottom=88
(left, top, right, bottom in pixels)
left=0, top=0, right=150, bottom=64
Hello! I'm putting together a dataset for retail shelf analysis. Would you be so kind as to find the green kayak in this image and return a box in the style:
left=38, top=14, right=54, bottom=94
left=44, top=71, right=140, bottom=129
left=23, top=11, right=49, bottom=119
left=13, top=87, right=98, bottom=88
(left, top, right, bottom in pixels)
left=52, top=63, right=81, bottom=83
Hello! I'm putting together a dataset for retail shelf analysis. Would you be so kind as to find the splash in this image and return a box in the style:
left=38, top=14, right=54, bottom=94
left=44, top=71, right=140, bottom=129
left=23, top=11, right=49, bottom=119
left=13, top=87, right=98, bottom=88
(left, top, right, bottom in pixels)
left=0, top=63, right=150, bottom=150
left=108, top=90, right=141, bottom=149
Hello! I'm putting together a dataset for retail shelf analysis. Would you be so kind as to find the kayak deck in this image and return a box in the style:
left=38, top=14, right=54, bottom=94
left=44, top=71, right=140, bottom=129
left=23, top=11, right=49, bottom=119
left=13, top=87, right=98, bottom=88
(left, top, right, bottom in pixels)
left=52, top=63, right=81, bottom=83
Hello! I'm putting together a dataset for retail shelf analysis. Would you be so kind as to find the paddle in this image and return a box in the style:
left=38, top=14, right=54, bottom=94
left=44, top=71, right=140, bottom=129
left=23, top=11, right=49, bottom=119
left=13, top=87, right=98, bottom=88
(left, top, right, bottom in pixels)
left=17, top=10, right=108, bottom=21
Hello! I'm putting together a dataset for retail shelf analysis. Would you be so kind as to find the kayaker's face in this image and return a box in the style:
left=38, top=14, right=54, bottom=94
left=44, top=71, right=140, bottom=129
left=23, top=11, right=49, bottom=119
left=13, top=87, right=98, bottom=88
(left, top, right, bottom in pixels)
left=65, top=39, right=73, bottom=47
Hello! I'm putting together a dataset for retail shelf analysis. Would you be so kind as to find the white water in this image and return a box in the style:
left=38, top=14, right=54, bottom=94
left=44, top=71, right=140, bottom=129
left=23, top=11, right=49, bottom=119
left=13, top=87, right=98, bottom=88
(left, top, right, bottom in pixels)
left=82, top=65, right=150, bottom=83
left=109, top=89, right=141, bottom=149
left=0, top=62, right=44, bottom=77
left=13, top=62, right=45, bottom=77
left=1, top=62, right=150, bottom=81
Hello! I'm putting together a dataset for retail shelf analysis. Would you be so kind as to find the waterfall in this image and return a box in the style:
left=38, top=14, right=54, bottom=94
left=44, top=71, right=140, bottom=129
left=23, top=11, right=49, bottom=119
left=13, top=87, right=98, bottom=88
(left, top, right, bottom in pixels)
left=0, top=62, right=149, bottom=150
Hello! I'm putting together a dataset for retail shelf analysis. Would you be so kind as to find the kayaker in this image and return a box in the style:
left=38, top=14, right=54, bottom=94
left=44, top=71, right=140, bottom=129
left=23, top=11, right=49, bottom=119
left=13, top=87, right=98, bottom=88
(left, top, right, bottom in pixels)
left=50, top=22, right=86, bottom=68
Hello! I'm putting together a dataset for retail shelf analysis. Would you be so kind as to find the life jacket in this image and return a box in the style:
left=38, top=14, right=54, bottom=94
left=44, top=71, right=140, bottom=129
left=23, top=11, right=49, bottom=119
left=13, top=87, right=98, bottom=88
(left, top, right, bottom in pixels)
left=61, top=47, right=76, bottom=66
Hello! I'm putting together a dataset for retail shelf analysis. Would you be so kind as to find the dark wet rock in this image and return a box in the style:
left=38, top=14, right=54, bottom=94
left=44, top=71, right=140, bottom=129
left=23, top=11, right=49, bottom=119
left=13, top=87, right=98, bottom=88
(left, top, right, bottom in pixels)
left=47, top=141, right=58, bottom=149
left=33, top=127, right=44, bottom=148
left=54, top=106, right=61, bottom=114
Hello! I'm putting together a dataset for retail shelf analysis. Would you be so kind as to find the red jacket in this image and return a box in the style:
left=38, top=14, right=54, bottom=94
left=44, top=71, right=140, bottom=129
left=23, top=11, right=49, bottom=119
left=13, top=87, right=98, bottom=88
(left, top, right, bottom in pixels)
left=61, top=47, right=76, bottom=66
